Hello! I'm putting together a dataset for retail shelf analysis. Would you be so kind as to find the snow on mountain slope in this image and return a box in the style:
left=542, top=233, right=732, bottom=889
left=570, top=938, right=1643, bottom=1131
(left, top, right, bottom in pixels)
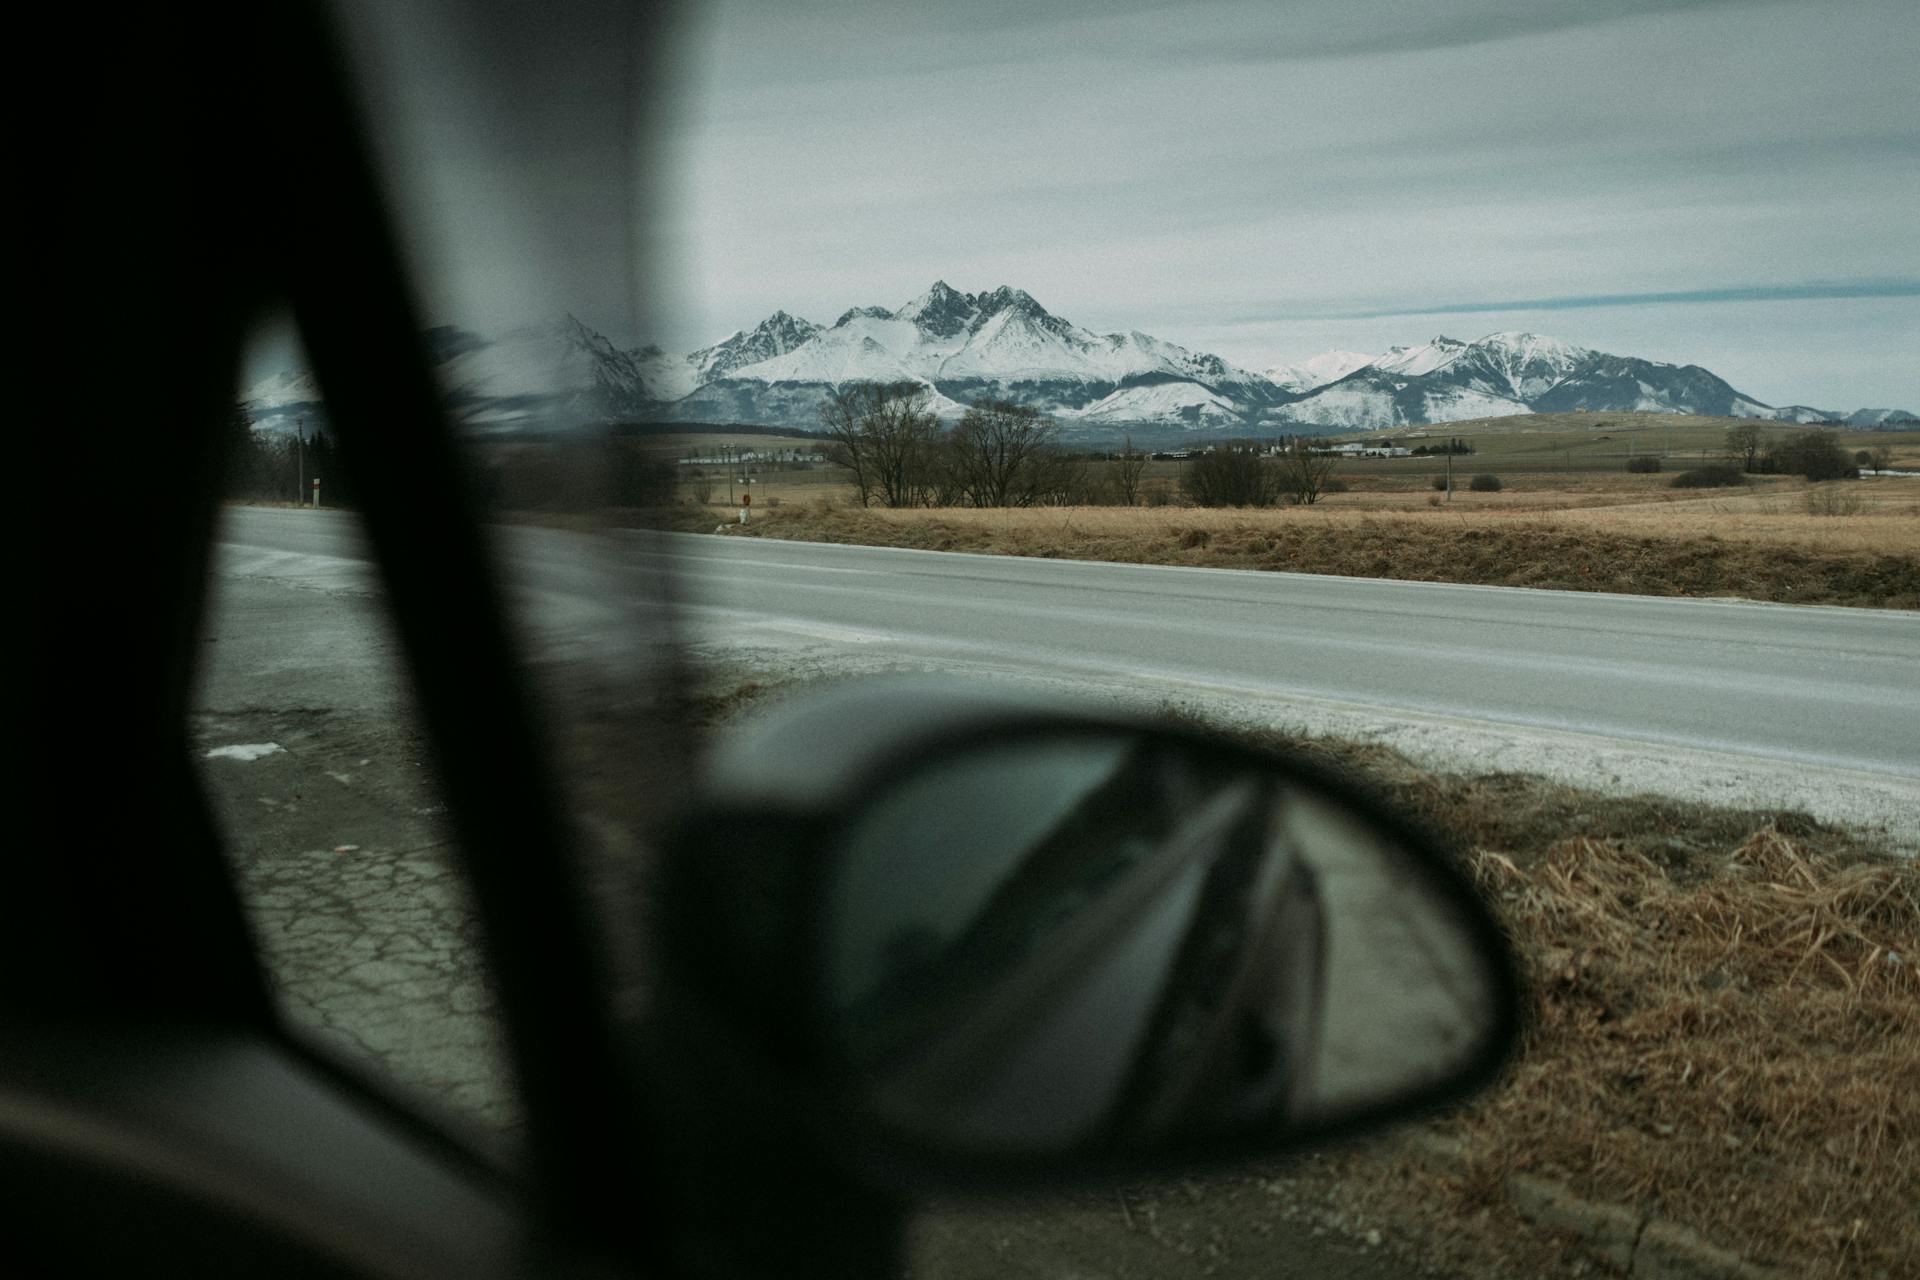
left=1419, top=386, right=1537, bottom=422
left=1368, top=336, right=1470, bottom=378
left=1264, top=350, right=1374, bottom=394
left=690, top=310, right=824, bottom=383
left=718, top=283, right=1271, bottom=414
left=1442, top=331, right=1594, bottom=400
left=934, top=293, right=1109, bottom=382
left=1842, top=407, right=1919, bottom=426
left=739, top=309, right=962, bottom=383
left=633, top=345, right=701, bottom=401
left=1277, top=330, right=1782, bottom=428
left=238, top=286, right=1858, bottom=434
left=1760, top=406, right=1918, bottom=425
left=1769, top=405, right=1843, bottom=423
left=743, top=327, right=933, bottom=385
left=1069, top=381, right=1242, bottom=423
left=1280, top=376, right=1531, bottom=428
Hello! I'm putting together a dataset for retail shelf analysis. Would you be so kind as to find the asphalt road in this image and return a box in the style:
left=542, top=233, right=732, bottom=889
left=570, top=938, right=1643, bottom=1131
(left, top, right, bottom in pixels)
left=654, top=531, right=1919, bottom=778
left=214, top=507, right=1919, bottom=782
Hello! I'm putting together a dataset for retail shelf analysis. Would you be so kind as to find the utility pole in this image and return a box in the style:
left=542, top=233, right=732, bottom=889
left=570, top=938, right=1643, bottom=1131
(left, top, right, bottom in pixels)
left=296, top=415, right=306, bottom=505
left=723, top=445, right=736, bottom=504
left=1445, top=440, right=1453, bottom=502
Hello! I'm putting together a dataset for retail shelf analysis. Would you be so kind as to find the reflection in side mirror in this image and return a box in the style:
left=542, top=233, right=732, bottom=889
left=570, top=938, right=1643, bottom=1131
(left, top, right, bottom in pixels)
left=819, top=731, right=1513, bottom=1162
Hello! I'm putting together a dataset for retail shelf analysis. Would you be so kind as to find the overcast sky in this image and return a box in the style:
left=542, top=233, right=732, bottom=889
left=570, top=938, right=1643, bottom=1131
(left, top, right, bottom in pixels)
left=642, top=0, right=1917, bottom=408
left=325, top=0, right=1916, bottom=411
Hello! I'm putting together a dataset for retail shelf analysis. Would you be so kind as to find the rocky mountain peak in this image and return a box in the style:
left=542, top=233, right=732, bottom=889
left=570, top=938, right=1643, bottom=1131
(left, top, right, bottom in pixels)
left=896, top=279, right=979, bottom=338
left=976, top=285, right=1043, bottom=315
left=752, top=309, right=819, bottom=346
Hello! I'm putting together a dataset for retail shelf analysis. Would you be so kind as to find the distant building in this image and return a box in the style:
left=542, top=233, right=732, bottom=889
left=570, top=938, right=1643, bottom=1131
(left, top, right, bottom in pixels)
left=1325, top=443, right=1410, bottom=458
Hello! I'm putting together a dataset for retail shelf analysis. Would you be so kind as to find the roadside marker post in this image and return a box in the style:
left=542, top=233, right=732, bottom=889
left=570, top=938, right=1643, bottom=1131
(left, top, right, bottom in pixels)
left=740, top=491, right=751, bottom=525
left=311, top=477, right=321, bottom=508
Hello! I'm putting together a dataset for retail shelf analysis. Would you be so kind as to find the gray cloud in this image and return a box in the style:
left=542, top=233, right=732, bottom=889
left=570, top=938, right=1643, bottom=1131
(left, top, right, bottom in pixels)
left=650, top=0, right=1918, bottom=404
left=1328, top=281, right=1920, bottom=320
left=311, top=1, right=1917, bottom=407
left=1137, top=0, right=1788, bottom=64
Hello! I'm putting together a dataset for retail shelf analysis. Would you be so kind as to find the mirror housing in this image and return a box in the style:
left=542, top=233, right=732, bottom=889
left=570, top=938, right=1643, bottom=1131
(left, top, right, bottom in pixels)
left=660, top=679, right=1521, bottom=1192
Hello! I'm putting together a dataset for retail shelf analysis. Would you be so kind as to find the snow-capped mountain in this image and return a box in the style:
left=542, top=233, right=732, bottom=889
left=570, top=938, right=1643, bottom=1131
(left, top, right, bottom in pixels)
left=688, top=310, right=823, bottom=383
left=1752, top=405, right=1916, bottom=426
left=239, top=288, right=1905, bottom=435
left=1837, top=407, right=1919, bottom=427
left=1274, top=331, right=1780, bottom=429
left=665, top=281, right=1282, bottom=427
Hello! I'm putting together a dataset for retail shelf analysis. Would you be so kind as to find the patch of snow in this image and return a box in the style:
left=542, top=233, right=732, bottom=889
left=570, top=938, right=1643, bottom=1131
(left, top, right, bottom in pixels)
left=1264, top=350, right=1375, bottom=393
left=206, top=742, right=286, bottom=761
left=1068, top=382, right=1240, bottom=423
left=1419, top=387, right=1533, bottom=420
left=1281, top=381, right=1403, bottom=427
left=1367, top=336, right=1468, bottom=378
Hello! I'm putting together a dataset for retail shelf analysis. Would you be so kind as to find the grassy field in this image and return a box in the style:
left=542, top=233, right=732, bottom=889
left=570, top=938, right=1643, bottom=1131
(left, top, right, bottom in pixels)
left=659, top=474, right=1920, bottom=608
left=664, top=415, right=1920, bottom=498
left=517, top=415, right=1920, bottom=608
left=1212, top=714, right=1919, bottom=1280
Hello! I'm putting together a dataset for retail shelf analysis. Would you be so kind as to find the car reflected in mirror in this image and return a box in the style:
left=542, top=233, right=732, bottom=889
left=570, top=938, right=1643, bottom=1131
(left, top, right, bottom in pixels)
left=670, top=679, right=1520, bottom=1187
left=818, top=730, right=1508, bottom=1160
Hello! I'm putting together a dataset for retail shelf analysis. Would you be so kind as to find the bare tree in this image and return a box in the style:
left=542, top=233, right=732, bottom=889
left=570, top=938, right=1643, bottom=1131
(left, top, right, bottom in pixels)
left=1275, top=437, right=1339, bottom=505
left=1112, top=434, right=1146, bottom=507
left=821, top=381, right=942, bottom=508
left=1185, top=444, right=1282, bottom=507
left=1029, top=451, right=1095, bottom=506
left=1725, top=423, right=1765, bottom=473
left=946, top=401, right=1061, bottom=506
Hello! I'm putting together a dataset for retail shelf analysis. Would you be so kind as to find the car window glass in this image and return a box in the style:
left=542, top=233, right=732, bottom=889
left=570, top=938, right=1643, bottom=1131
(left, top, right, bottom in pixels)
left=194, top=318, right=520, bottom=1136
left=316, top=0, right=691, bottom=1014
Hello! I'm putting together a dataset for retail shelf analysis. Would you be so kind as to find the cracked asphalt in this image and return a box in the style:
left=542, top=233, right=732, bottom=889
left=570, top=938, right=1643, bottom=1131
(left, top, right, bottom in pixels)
left=192, top=562, right=521, bottom=1135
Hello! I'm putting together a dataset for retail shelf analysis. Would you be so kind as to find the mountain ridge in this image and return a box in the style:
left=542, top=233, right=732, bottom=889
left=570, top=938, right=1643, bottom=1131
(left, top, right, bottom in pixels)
left=240, top=284, right=1913, bottom=435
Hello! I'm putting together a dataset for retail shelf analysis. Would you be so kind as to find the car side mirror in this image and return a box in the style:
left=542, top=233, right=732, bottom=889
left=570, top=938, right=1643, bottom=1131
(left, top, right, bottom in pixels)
left=663, top=680, right=1520, bottom=1189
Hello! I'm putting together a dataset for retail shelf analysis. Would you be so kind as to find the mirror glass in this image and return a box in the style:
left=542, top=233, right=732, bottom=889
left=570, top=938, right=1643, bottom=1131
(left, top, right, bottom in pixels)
left=820, top=732, right=1506, bottom=1158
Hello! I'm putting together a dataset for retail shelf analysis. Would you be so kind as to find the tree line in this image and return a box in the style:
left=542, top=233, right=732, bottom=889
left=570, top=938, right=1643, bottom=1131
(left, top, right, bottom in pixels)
left=1724, top=424, right=1883, bottom=480
left=223, top=403, right=352, bottom=505
left=821, top=381, right=1340, bottom=509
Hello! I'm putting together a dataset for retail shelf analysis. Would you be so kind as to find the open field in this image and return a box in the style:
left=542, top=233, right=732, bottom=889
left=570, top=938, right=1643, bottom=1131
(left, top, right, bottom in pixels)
left=1357, top=410, right=1918, bottom=457
left=657, top=474, right=1920, bottom=608
left=464, top=417, right=1920, bottom=607
left=663, top=418, right=1920, bottom=501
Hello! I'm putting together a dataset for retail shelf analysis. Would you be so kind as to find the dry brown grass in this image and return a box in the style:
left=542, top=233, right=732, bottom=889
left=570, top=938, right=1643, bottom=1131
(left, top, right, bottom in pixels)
left=1151, top=715, right=1920, bottom=1278
left=1446, top=833, right=1919, bottom=1277
left=651, top=486, right=1920, bottom=608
